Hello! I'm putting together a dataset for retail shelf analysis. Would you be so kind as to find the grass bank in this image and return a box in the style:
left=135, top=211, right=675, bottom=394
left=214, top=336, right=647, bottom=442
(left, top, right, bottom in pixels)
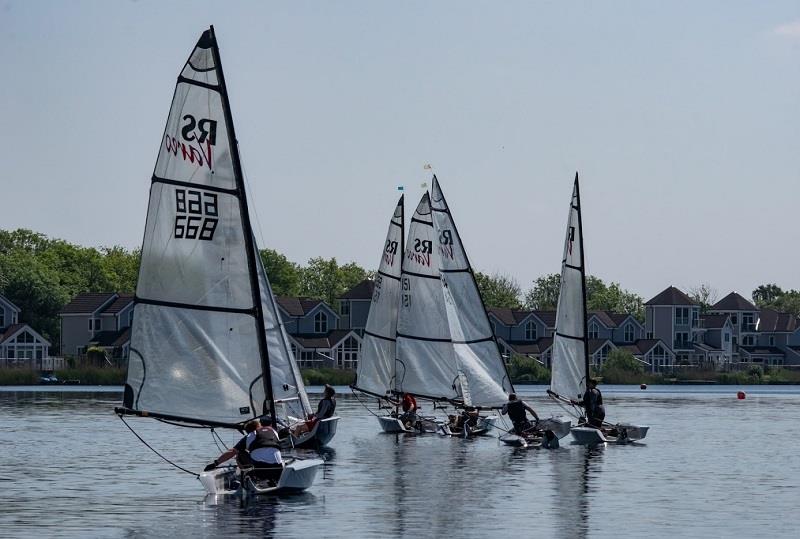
left=301, top=368, right=355, bottom=386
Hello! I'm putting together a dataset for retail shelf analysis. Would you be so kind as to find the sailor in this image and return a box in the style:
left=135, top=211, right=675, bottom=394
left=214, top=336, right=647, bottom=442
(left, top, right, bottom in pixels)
left=577, top=378, right=605, bottom=428
left=315, top=384, right=337, bottom=420
left=204, top=418, right=284, bottom=484
left=501, top=393, right=539, bottom=435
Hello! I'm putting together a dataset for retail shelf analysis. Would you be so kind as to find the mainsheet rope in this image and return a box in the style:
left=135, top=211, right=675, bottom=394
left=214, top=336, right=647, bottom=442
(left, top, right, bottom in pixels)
left=118, top=414, right=200, bottom=478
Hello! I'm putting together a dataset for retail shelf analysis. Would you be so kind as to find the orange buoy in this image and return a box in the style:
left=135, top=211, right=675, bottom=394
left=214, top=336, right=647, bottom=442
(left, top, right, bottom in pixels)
left=640, top=384, right=647, bottom=390
left=737, top=391, right=746, bottom=400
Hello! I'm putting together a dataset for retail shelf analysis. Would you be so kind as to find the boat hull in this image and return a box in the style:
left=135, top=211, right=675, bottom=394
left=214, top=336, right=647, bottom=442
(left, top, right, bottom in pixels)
left=377, top=415, right=440, bottom=434
left=285, top=416, right=340, bottom=448
left=499, top=417, right=571, bottom=449
left=199, top=457, right=323, bottom=496
left=571, top=423, right=649, bottom=445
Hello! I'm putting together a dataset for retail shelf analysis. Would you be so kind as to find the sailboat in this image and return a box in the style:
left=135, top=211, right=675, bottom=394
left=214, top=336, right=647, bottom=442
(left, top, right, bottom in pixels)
left=546, top=173, right=649, bottom=445
left=385, top=177, right=511, bottom=436
left=115, top=26, right=323, bottom=494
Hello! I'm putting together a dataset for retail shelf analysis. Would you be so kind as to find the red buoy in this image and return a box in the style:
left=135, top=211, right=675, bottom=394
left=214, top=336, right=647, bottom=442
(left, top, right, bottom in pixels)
left=737, top=391, right=746, bottom=400
left=640, top=384, right=647, bottom=390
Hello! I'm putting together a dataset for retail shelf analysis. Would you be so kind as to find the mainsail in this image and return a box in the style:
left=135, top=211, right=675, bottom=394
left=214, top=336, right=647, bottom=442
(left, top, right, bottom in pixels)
left=395, top=193, right=462, bottom=402
left=548, top=173, right=590, bottom=405
left=430, top=177, right=512, bottom=408
left=354, top=196, right=404, bottom=397
left=122, top=27, right=275, bottom=427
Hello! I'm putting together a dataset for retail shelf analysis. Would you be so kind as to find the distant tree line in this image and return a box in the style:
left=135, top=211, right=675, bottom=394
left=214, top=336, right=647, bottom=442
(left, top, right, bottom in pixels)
left=2, top=228, right=797, bottom=352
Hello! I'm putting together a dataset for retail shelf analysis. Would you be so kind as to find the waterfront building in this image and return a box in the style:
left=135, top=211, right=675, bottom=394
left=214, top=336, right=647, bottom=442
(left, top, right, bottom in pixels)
left=59, top=293, right=133, bottom=360
left=337, top=279, right=373, bottom=332
left=0, top=293, right=56, bottom=370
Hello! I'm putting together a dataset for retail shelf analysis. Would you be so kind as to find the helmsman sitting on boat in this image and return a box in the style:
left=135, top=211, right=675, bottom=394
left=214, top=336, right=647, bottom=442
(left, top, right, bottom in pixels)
left=205, top=418, right=284, bottom=484
left=501, top=393, right=539, bottom=435
left=572, top=378, right=605, bottom=428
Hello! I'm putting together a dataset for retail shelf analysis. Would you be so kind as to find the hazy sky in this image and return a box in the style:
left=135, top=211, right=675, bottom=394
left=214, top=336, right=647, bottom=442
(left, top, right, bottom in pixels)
left=1, top=1, right=798, bottom=302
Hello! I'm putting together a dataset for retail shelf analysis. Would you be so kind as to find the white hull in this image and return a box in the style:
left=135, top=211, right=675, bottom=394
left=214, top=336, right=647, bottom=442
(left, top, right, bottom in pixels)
left=199, top=457, right=323, bottom=496
left=439, top=415, right=498, bottom=437
left=288, top=416, right=339, bottom=447
left=499, top=416, right=572, bottom=449
left=377, top=415, right=440, bottom=434
left=571, top=423, right=649, bottom=445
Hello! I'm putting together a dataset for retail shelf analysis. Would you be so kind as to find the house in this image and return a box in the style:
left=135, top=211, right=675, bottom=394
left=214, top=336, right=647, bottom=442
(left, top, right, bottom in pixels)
left=696, top=314, right=734, bottom=367
left=0, top=293, right=56, bottom=370
left=338, top=279, right=374, bottom=331
left=751, top=308, right=800, bottom=367
left=644, top=286, right=702, bottom=365
left=59, top=293, right=134, bottom=359
left=276, top=296, right=362, bottom=370
left=489, top=306, right=671, bottom=373
left=708, top=292, right=760, bottom=361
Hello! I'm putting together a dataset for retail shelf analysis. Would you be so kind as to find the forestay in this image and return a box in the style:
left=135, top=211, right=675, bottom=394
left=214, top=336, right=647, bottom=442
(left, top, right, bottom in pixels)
left=549, top=174, right=589, bottom=404
left=396, top=193, right=461, bottom=401
left=430, top=177, right=511, bottom=408
left=355, top=196, right=404, bottom=397
left=123, top=29, right=269, bottom=425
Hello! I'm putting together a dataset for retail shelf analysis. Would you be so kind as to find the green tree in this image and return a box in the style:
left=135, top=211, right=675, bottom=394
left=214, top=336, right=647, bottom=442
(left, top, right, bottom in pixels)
left=259, top=248, right=301, bottom=296
left=601, top=349, right=643, bottom=375
left=689, top=282, right=719, bottom=313
left=475, top=271, right=522, bottom=309
left=524, top=273, right=561, bottom=310
left=752, top=283, right=785, bottom=307
left=337, top=261, right=372, bottom=297
left=100, top=246, right=140, bottom=293
left=770, top=291, right=800, bottom=317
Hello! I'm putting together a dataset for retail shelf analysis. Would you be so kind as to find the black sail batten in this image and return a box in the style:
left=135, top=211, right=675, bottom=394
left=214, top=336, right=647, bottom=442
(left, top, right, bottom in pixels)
left=430, top=175, right=515, bottom=395
left=134, top=296, right=256, bottom=316
left=151, top=175, right=239, bottom=196
left=208, top=26, right=276, bottom=426
left=574, top=173, right=591, bottom=381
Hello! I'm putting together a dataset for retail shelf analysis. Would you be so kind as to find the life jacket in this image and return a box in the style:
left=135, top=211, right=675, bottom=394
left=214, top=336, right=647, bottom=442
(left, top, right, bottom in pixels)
left=317, top=397, right=336, bottom=419
left=506, top=400, right=527, bottom=423
left=247, top=427, right=280, bottom=451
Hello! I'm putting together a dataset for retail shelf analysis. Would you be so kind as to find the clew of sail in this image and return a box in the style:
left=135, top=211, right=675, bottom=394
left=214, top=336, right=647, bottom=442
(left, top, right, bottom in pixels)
left=549, top=174, right=589, bottom=405
left=355, top=196, right=404, bottom=397
left=430, top=177, right=511, bottom=408
left=123, top=29, right=268, bottom=426
left=396, top=193, right=461, bottom=402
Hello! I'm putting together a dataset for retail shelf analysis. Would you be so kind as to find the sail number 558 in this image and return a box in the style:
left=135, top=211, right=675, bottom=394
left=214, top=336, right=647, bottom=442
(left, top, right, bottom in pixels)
left=174, top=189, right=219, bottom=241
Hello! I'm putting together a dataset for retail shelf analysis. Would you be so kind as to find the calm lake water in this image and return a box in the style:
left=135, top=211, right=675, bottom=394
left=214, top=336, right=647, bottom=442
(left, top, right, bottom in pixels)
left=1, top=384, right=799, bottom=538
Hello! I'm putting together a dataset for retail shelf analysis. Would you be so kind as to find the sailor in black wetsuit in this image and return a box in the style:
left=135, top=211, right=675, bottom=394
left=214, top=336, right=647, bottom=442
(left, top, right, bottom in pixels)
left=205, top=417, right=284, bottom=483
left=579, top=378, right=605, bottom=428
left=315, top=384, right=337, bottom=420
left=501, top=393, right=540, bottom=435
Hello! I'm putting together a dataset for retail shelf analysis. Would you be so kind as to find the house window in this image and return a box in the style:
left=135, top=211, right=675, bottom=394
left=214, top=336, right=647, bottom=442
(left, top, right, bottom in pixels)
left=128, top=310, right=134, bottom=327
left=314, top=312, right=327, bottom=333
left=7, top=349, right=14, bottom=359
left=675, top=308, right=689, bottom=325
left=674, top=332, right=689, bottom=349
left=646, top=331, right=653, bottom=339
left=0, top=311, right=5, bottom=327
left=624, top=323, right=634, bottom=342
left=731, top=314, right=738, bottom=325
left=588, top=322, right=599, bottom=340
left=340, top=301, right=350, bottom=316
left=89, top=318, right=101, bottom=331
left=768, top=336, right=775, bottom=346
left=525, top=321, right=537, bottom=341
left=724, top=333, right=730, bottom=343
left=691, top=309, right=699, bottom=327
left=743, top=335, right=755, bottom=346
left=336, top=336, right=360, bottom=370
left=742, top=313, right=755, bottom=332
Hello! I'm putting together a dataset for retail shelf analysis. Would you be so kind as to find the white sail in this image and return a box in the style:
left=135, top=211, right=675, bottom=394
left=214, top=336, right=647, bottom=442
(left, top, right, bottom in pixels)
left=124, top=29, right=268, bottom=425
left=430, top=177, right=511, bottom=408
left=549, top=175, right=588, bottom=403
left=355, top=196, right=404, bottom=397
left=396, top=193, right=461, bottom=401
left=256, top=245, right=312, bottom=419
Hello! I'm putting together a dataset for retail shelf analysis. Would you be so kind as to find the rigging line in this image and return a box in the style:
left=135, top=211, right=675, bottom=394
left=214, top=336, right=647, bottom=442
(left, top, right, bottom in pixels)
left=117, top=414, right=199, bottom=478
left=212, top=428, right=229, bottom=451
left=210, top=428, right=225, bottom=453
left=351, top=388, right=384, bottom=419
left=237, top=142, right=268, bottom=251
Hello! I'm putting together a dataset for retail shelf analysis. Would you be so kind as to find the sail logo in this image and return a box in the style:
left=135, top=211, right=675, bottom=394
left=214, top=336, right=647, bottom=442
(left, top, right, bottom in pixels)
left=174, top=189, right=219, bottom=241
left=406, top=238, right=432, bottom=267
left=383, top=239, right=398, bottom=267
left=438, top=229, right=454, bottom=260
left=567, top=226, right=575, bottom=256
left=163, top=115, right=218, bottom=170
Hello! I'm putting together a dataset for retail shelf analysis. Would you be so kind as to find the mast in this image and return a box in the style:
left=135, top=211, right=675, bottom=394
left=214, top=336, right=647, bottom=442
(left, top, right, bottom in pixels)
left=393, top=193, right=405, bottom=394
left=209, top=26, right=276, bottom=426
left=430, top=175, right=514, bottom=398
left=574, top=172, right=590, bottom=382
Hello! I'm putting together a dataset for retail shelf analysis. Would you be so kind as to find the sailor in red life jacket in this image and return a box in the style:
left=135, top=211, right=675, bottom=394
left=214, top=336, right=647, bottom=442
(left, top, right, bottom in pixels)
left=204, top=417, right=283, bottom=483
